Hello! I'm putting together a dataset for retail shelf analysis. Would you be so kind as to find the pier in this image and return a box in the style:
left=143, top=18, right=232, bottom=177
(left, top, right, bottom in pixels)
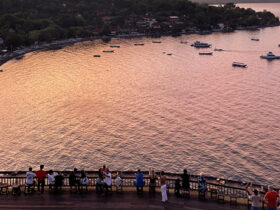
left=0, top=171, right=269, bottom=209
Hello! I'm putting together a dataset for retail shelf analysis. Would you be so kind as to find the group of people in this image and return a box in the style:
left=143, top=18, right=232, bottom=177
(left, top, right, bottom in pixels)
left=246, top=183, right=280, bottom=210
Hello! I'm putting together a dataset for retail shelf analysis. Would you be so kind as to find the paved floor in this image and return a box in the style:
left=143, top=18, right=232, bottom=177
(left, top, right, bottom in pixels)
left=0, top=190, right=250, bottom=210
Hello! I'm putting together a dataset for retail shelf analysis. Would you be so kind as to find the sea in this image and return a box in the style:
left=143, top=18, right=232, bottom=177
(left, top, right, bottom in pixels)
left=0, top=3, right=280, bottom=186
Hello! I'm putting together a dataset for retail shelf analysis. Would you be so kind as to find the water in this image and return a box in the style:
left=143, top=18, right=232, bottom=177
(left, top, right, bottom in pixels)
left=1, top=4, right=280, bottom=186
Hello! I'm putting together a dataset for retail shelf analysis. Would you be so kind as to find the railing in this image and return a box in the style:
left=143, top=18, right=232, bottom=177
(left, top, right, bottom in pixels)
left=0, top=171, right=250, bottom=198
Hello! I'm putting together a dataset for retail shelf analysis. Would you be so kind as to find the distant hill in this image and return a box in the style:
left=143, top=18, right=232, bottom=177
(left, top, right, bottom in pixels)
left=191, top=0, right=280, bottom=4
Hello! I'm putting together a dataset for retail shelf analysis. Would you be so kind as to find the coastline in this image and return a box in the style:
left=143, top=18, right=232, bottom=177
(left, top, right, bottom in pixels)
left=1, top=24, right=279, bottom=67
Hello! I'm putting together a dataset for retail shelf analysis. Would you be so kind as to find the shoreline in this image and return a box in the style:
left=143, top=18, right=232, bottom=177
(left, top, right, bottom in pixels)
left=1, top=24, right=279, bottom=67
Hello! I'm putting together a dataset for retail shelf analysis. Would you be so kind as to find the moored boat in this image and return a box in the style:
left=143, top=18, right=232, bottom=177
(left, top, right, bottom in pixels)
left=191, top=41, right=211, bottom=48
left=199, top=52, right=213, bottom=55
left=251, top=38, right=260, bottom=41
left=214, top=48, right=224, bottom=51
left=232, top=62, right=247, bottom=68
left=93, top=55, right=101, bottom=57
left=152, top=41, right=161, bottom=43
left=102, top=50, right=114, bottom=53
left=134, top=43, right=144, bottom=46
left=260, top=52, right=280, bottom=60
left=110, top=45, right=120, bottom=48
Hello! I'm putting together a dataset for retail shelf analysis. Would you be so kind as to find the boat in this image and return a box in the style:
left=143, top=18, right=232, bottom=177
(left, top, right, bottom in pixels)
left=110, top=45, right=120, bottom=48
left=214, top=48, right=224, bottom=51
left=260, top=52, right=280, bottom=60
left=152, top=41, right=161, bottom=43
left=93, top=55, right=101, bottom=57
left=134, top=43, right=144, bottom=46
left=191, top=41, right=211, bottom=48
left=180, top=41, right=188, bottom=44
left=199, top=52, right=213, bottom=55
left=0, top=69, right=3, bottom=72
left=251, top=38, right=259, bottom=41
left=102, top=50, right=114, bottom=53
left=278, top=44, right=280, bottom=47
left=232, top=62, right=247, bottom=68
left=167, top=53, right=172, bottom=56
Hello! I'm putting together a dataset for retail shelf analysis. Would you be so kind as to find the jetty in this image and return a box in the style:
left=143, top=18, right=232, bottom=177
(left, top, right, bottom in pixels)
left=0, top=171, right=271, bottom=209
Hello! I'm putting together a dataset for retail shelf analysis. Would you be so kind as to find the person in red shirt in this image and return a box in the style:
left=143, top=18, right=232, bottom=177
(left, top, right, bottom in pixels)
left=264, top=186, right=279, bottom=210
left=36, top=165, right=47, bottom=193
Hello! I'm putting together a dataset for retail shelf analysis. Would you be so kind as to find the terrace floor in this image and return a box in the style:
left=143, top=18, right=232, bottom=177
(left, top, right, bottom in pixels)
left=0, top=189, right=249, bottom=210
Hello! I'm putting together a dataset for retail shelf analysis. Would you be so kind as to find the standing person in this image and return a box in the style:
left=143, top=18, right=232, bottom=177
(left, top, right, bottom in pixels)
left=69, top=168, right=80, bottom=192
left=47, top=170, right=55, bottom=189
left=181, top=169, right=190, bottom=190
left=246, top=186, right=262, bottom=210
left=159, top=171, right=168, bottom=203
left=101, top=165, right=106, bottom=172
left=26, top=167, right=35, bottom=193
left=104, top=168, right=112, bottom=194
left=198, top=172, right=208, bottom=199
left=149, top=169, right=157, bottom=193
left=264, top=186, right=279, bottom=210
left=36, top=165, right=46, bottom=193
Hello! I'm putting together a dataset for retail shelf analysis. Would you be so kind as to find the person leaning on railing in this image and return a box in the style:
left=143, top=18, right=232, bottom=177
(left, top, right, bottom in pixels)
left=47, top=170, right=55, bottom=190
left=198, top=172, right=208, bottom=199
left=69, top=168, right=80, bottom=192
left=149, top=168, right=157, bottom=193
left=26, top=167, right=35, bottom=193
left=35, top=165, right=46, bottom=194
left=134, top=169, right=145, bottom=193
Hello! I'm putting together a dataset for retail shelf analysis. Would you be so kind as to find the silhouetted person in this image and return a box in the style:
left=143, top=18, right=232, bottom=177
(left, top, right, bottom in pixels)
left=182, top=169, right=190, bottom=190
left=36, top=165, right=46, bottom=193
left=69, top=168, right=80, bottom=192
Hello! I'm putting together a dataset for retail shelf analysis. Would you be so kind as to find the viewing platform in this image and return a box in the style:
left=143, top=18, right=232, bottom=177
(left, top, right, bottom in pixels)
left=0, top=171, right=270, bottom=209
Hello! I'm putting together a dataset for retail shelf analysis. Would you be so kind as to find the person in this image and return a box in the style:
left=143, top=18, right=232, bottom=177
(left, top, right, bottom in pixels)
left=159, top=171, right=168, bottom=203
left=149, top=169, right=157, bottom=193
left=174, top=178, right=181, bottom=198
left=101, top=165, right=106, bottom=172
left=247, top=188, right=262, bottom=210
left=115, top=172, right=123, bottom=191
left=134, top=169, right=145, bottom=193
left=26, top=167, right=35, bottom=193
left=264, top=186, right=279, bottom=210
left=48, top=170, right=55, bottom=190
left=54, top=172, right=64, bottom=191
left=81, top=170, right=89, bottom=185
left=69, top=168, right=80, bottom=192
left=96, top=168, right=105, bottom=194
left=198, top=173, right=207, bottom=198
left=181, top=169, right=190, bottom=190
left=36, top=165, right=46, bottom=193
left=104, top=168, right=112, bottom=194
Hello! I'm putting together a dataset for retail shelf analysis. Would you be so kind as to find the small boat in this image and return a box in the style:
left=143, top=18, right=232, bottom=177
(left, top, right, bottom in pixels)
left=251, top=38, right=259, bottom=41
left=102, top=50, right=114, bottom=53
left=191, top=41, right=211, bottom=48
left=110, top=45, right=120, bottom=48
left=152, top=41, right=161, bottom=43
left=260, top=52, right=280, bottom=60
left=167, top=53, right=172, bottom=56
left=232, top=62, right=247, bottom=68
left=199, top=52, right=213, bottom=55
left=214, top=48, right=224, bottom=51
left=134, top=43, right=144, bottom=46
left=278, top=44, right=280, bottom=47
left=0, top=69, right=3, bottom=72
left=93, top=55, right=101, bottom=57
left=180, top=41, right=188, bottom=44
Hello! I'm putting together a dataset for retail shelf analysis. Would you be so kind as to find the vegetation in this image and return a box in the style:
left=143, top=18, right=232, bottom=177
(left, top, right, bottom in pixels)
left=0, top=0, right=279, bottom=49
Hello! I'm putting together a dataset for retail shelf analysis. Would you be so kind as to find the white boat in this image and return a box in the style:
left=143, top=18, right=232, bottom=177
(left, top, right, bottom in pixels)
left=152, top=41, right=161, bottom=43
left=93, top=55, right=101, bottom=57
left=251, top=38, right=259, bottom=41
left=110, top=45, right=120, bottom=48
left=102, top=50, right=114, bottom=53
left=232, top=62, right=247, bottom=68
left=134, top=43, right=144, bottom=46
left=191, top=41, right=211, bottom=48
left=260, top=52, right=280, bottom=60
left=199, top=52, right=213, bottom=55
left=214, top=48, right=224, bottom=51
